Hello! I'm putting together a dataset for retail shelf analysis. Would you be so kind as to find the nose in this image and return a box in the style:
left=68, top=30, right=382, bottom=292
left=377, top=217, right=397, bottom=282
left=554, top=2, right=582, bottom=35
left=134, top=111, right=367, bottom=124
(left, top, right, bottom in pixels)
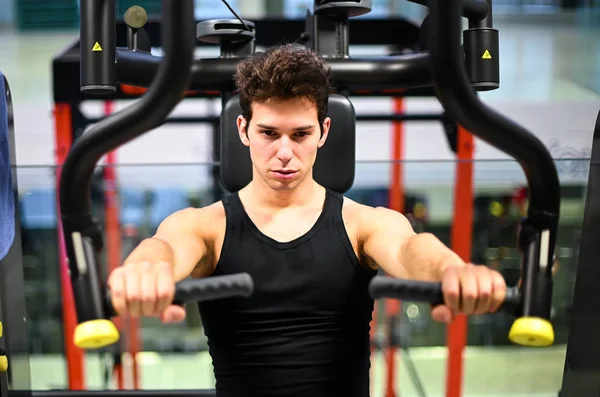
left=276, top=136, right=293, bottom=163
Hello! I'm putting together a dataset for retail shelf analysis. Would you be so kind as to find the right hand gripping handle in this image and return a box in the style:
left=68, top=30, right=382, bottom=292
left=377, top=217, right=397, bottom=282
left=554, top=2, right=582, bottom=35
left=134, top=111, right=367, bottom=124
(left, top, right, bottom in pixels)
left=105, top=273, right=254, bottom=317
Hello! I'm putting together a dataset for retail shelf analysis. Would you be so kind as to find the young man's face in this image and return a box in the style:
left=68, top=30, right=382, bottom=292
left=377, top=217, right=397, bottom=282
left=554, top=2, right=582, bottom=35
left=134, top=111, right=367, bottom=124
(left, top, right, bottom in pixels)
left=237, top=97, right=330, bottom=192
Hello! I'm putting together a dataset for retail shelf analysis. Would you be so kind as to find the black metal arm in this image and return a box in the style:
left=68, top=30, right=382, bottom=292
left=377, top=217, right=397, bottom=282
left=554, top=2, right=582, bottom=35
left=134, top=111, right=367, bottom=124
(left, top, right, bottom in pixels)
left=114, top=49, right=432, bottom=92
left=58, top=0, right=195, bottom=323
left=428, top=0, right=560, bottom=320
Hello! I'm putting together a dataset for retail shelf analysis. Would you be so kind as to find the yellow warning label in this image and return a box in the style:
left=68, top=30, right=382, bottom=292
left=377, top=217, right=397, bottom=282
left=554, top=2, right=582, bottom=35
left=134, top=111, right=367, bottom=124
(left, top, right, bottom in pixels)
left=482, top=50, right=492, bottom=59
left=92, top=42, right=102, bottom=52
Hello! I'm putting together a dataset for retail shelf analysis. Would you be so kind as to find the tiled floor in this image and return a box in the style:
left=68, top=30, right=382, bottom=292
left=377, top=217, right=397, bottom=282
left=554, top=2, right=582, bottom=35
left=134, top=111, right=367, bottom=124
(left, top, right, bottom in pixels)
left=16, top=346, right=566, bottom=396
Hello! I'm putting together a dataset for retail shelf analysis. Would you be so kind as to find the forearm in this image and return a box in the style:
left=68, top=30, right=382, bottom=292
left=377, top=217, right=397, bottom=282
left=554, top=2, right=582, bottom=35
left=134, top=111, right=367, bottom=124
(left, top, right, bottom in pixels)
left=399, top=233, right=465, bottom=281
left=124, top=237, right=176, bottom=269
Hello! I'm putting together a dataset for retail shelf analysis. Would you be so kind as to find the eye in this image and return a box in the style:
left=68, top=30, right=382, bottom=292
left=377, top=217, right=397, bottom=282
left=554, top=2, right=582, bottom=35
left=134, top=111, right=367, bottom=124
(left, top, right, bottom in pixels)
left=260, top=130, right=276, bottom=137
left=295, top=131, right=310, bottom=138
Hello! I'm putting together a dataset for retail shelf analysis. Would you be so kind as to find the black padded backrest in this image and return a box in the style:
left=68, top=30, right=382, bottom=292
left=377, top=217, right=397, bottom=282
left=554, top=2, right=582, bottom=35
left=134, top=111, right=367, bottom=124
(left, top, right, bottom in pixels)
left=220, top=94, right=356, bottom=193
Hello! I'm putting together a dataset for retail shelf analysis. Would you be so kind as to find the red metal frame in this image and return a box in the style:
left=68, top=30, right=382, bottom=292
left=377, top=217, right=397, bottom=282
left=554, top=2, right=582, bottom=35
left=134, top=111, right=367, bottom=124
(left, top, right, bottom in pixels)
left=103, top=101, right=141, bottom=389
left=384, top=97, right=405, bottom=397
left=446, top=125, right=474, bottom=397
left=53, top=103, right=86, bottom=390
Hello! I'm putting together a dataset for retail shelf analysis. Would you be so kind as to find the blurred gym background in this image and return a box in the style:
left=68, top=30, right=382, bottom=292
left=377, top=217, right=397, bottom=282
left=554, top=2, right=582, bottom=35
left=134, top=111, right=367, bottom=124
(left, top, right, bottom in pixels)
left=1, top=0, right=600, bottom=396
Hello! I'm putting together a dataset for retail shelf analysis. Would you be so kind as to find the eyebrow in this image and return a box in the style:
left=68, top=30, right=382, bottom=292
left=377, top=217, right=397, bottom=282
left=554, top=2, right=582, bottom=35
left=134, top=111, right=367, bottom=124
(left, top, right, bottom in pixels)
left=256, top=123, right=315, bottom=131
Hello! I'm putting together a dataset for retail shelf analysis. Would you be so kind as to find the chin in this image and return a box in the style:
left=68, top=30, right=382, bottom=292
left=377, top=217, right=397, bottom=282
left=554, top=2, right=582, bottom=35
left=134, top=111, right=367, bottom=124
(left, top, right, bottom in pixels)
left=266, top=179, right=300, bottom=191
left=262, top=171, right=305, bottom=191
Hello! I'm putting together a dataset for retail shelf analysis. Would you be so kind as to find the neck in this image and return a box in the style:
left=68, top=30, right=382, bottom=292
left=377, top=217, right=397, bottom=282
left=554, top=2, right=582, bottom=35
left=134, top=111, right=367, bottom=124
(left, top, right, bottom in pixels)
left=246, top=170, right=322, bottom=210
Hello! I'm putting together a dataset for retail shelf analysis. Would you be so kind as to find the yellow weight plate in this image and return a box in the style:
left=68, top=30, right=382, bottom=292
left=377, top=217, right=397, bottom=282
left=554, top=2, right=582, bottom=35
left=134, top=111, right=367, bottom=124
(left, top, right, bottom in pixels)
left=74, top=319, right=120, bottom=349
left=0, top=355, right=8, bottom=372
left=509, top=317, right=554, bottom=347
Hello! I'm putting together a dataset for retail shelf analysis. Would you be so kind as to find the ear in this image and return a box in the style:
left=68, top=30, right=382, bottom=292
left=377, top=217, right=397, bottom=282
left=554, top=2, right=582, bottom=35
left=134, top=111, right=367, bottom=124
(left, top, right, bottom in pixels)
left=237, top=115, right=250, bottom=147
left=317, top=117, right=331, bottom=148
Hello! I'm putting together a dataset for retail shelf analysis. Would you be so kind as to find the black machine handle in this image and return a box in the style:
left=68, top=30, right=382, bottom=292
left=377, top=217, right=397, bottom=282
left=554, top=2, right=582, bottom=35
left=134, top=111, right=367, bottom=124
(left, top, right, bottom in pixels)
left=105, top=273, right=255, bottom=318
left=368, top=276, right=520, bottom=313
left=59, top=0, right=196, bottom=328
left=426, top=0, right=560, bottom=328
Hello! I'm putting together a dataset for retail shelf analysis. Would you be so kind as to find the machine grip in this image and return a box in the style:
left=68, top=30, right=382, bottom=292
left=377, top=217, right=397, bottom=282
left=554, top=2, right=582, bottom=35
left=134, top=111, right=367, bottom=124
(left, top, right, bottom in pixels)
left=172, top=273, right=254, bottom=304
left=368, top=276, right=521, bottom=308
left=369, top=277, right=444, bottom=303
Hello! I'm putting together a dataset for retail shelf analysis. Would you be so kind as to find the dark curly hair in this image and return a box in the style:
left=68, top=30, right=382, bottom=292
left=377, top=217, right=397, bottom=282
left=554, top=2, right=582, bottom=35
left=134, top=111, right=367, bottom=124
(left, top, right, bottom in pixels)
left=233, top=44, right=331, bottom=128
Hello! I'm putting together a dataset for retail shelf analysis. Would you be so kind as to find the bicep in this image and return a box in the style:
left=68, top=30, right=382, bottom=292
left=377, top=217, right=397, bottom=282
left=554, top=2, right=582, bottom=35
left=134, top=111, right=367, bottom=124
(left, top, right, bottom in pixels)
left=361, top=207, right=416, bottom=278
left=154, top=208, right=210, bottom=281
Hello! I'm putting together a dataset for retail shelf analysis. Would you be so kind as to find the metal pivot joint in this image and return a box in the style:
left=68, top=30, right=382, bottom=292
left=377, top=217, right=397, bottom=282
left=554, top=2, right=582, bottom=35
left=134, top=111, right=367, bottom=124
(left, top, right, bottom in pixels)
left=463, top=28, right=499, bottom=91
left=462, top=0, right=498, bottom=91
left=60, top=213, right=105, bottom=324
left=196, top=19, right=256, bottom=58
left=80, top=0, right=116, bottom=94
left=517, top=211, right=559, bottom=320
left=306, top=0, right=372, bottom=57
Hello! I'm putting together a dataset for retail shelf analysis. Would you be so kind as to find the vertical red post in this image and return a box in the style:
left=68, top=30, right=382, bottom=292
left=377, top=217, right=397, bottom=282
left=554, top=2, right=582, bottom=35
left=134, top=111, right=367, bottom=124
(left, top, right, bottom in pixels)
left=385, top=97, right=405, bottom=397
left=103, top=101, right=141, bottom=389
left=446, top=125, right=474, bottom=397
left=53, top=103, right=86, bottom=390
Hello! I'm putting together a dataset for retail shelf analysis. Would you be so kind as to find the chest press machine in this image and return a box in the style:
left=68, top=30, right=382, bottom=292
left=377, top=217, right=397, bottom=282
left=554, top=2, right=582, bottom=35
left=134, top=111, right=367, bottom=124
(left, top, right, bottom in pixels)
left=50, top=0, right=561, bottom=395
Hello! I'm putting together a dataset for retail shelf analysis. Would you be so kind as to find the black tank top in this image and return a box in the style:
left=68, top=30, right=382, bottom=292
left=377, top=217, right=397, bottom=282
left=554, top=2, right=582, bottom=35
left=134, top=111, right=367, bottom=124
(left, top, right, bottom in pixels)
left=198, top=188, right=377, bottom=397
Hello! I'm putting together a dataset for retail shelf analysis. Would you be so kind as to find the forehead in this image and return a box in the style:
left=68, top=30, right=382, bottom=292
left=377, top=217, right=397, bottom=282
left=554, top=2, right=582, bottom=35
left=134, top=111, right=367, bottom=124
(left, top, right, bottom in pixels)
left=251, top=97, right=318, bottom=120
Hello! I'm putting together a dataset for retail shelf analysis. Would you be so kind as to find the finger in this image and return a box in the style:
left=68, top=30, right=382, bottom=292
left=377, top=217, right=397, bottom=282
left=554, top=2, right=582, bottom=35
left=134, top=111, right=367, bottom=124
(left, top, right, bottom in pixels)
left=460, top=267, right=478, bottom=315
left=160, top=305, right=187, bottom=324
left=155, top=261, right=175, bottom=315
left=140, top=262, right=157, bottom=316
left=442, top=267, right=461, bottom=313
left=489, top=271, right=507, bottom=313
left=125, top=264, right=142, bottom=317
left=431, top=305, right=454, bottom=324
left=108, top=268, right=127, bottom=316
left=473, top=266, right=493, bottom=315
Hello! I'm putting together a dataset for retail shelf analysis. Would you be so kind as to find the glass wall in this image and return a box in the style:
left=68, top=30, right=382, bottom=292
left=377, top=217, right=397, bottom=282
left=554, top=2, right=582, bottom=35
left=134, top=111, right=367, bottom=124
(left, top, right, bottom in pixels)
left=12, top=156, right=588, bottom=395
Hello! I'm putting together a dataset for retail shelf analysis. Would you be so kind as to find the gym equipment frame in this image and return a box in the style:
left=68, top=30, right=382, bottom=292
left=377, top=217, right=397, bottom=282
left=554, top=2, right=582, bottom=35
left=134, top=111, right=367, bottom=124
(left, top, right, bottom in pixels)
left=33, top=0, right=561, bottom=396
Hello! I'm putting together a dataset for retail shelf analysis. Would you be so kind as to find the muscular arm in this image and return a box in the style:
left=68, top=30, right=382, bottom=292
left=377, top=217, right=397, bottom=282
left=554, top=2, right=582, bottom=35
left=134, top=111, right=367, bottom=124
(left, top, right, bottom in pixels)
left=123, top=207, right=213, bottom=281
left=360, top=206, right=464, bottom=281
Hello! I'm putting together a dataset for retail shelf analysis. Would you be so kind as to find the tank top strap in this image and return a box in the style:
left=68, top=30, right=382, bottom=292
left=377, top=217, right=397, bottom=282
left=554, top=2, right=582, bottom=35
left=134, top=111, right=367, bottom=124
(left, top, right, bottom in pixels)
left=222, top=192, right=245, bottom=218
left=324, top=188, right=366, bottom=272
left=214, top=192, right=246, bottom=273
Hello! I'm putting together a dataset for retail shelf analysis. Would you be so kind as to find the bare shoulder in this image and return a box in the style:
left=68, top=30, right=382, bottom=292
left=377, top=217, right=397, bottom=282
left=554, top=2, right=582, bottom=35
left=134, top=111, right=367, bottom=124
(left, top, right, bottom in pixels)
left=341, top=197, right=414, bottom=237
left=197, top=200, right=226, bottom=225
left=157, top=201, right=225, bottom=238
left=341, top=196, right=405, bottom=223
left=155, top=201, right=227, bottom=278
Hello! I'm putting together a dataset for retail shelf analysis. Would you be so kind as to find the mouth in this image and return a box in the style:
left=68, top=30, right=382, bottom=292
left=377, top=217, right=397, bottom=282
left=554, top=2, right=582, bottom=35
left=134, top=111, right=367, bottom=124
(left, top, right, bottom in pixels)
left=271, top=170, right=298, bottom=179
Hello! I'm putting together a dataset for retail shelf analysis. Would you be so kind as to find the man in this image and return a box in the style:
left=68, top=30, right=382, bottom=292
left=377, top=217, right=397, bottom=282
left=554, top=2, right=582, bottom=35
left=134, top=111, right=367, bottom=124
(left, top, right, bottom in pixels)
left=108, top=44, right=507, bottom=396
